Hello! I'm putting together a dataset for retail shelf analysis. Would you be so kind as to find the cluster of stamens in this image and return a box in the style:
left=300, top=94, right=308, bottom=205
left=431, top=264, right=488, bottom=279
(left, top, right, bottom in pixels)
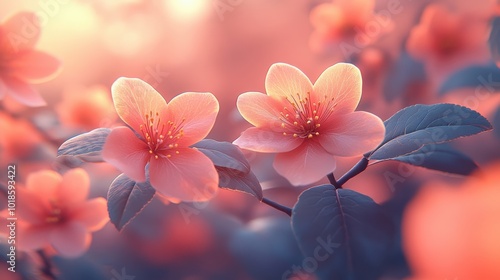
left=139, top=111, right=185, bottom=159
left=279, top=92, right=336, bottom=139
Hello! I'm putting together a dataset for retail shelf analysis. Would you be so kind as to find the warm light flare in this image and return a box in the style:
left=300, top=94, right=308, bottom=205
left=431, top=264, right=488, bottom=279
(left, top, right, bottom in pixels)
left=164, top=0, right=211, bottom=22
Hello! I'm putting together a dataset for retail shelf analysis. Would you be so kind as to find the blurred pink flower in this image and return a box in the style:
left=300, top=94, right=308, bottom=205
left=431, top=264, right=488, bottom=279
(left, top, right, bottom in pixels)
left=403, top=162, right=500, bottom=279
left=406, top=4, right=490, bottom=78
left=0, top=112, right=42, bottom=165
left=56, top=85, right=117, bottom=131
left=309, top=0, right=384, bottom=53
left=441, top=0, right=499, bottom=20
left=233, top=63, right=385, bottom=185
left=0, top=12, right=61, bottom=106
left=18, top=169, right=108, bottom=258
left=102, top=78, right=219, bottom=201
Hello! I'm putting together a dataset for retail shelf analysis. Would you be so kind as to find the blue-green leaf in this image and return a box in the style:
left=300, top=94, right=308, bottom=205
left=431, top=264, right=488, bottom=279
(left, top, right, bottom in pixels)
left=194, top=139, right=262, bottom=200
left=374, top=143, right=478, bottom=175
left=438, top=63, right=500, bottom=95
left=107, top=174, right=155, bottom=231
left=57, top=128, right=111, bottom=162
left=367, top=104, right=492, bottom=160
left=193, top=139, right=250, bottom=174
left=493, top=106, right=500, bottom=139
left=292, top=185, right=395, bottom=279
left=217, top=167, right=263, bottom=200
left=489, top=17, right=500, bottom=67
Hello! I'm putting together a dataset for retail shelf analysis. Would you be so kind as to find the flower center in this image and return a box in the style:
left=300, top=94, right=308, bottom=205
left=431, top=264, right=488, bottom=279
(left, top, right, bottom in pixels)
left=139, top=111, right=185, bottom=159
left=338, top=22, right=359, bottom=38
left=279, top=92, right=336, bottom=139
left=45, top=200, right=63, bottom=224
left=435, top=33, right=461, bottom=56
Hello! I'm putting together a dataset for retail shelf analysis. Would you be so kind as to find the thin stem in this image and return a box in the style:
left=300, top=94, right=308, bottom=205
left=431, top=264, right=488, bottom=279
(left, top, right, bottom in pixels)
left=261, top=197, right=292, bottom=216
left=37, top=250, right=57, bottom=280
left=327, top=173, right=341, bottom=189
left=337, top=157, right=369, bottom=187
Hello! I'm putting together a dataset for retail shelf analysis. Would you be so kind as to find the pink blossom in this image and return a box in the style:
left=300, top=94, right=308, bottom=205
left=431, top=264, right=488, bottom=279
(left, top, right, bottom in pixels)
left=56, top=85, right=117, bottom=131
left=406, top=4, right=490, bottom=78
left=233, top=63, right=385, bottom=185
left=309, top=0, right=383, bottom=53
left=0, top=12, right=61, bottom=106
left=102, top=78, right=219, bottom=201
left=0, top=112, right=42, bottom=165
left=18, top=169, right=108, bottom=258
left=403, top=162, right=500, bottom=278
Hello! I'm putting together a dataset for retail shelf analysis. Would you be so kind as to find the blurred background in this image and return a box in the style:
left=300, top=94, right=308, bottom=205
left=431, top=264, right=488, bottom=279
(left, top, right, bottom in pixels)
left=0, top=0, right=499, bottom=279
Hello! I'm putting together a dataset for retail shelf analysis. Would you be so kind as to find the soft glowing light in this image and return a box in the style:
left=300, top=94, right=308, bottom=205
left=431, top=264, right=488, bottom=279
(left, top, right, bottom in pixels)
left=164, top=0, right=211, bottom=22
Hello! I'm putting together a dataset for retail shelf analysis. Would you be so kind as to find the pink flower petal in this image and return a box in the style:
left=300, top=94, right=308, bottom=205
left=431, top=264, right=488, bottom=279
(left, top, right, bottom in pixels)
left=0, top=12, right=40, bottom=54
left=155, top=192, right=181, bottom=204
left=58, top=168, right=90, bottom=206
left=313, top=63, right=362, bottom=115
left=0, top=80, right=6, bottom=99
left=337, top=0, right=375, bottom=20
left=273, top=140, right=337, bottom=186
left=7, top=50, right=61, bottom=83
left=265, top=63, right=313, bottom=102
left=310, top=4, right=343, bottom=35
left=102, top=126, right=150, bottom=182
left=163, top=92, right=219, bottom=146
left=233, top=127, right=303, bottom=153
left=20, top=224, right=52, bottom=251
left=111, top=77, right=167, bottom=132
left=20, top=170, right=64, bottom=225
left=2, top=77, right=46, bottom=106
left=50, top=222, right=91, bottom=258
left=319, top=111, right=385, bottom=157
left=72, top=198, right=109, bottom=232
left=406, top=5, right=440, bottom=60
left=17, top=188, right=48, bottom=225
left=236, top=92, right=283, bottom=128
left=26, top=170, right=61, bottom=202
left=149, top=148, right=218, bottom=202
